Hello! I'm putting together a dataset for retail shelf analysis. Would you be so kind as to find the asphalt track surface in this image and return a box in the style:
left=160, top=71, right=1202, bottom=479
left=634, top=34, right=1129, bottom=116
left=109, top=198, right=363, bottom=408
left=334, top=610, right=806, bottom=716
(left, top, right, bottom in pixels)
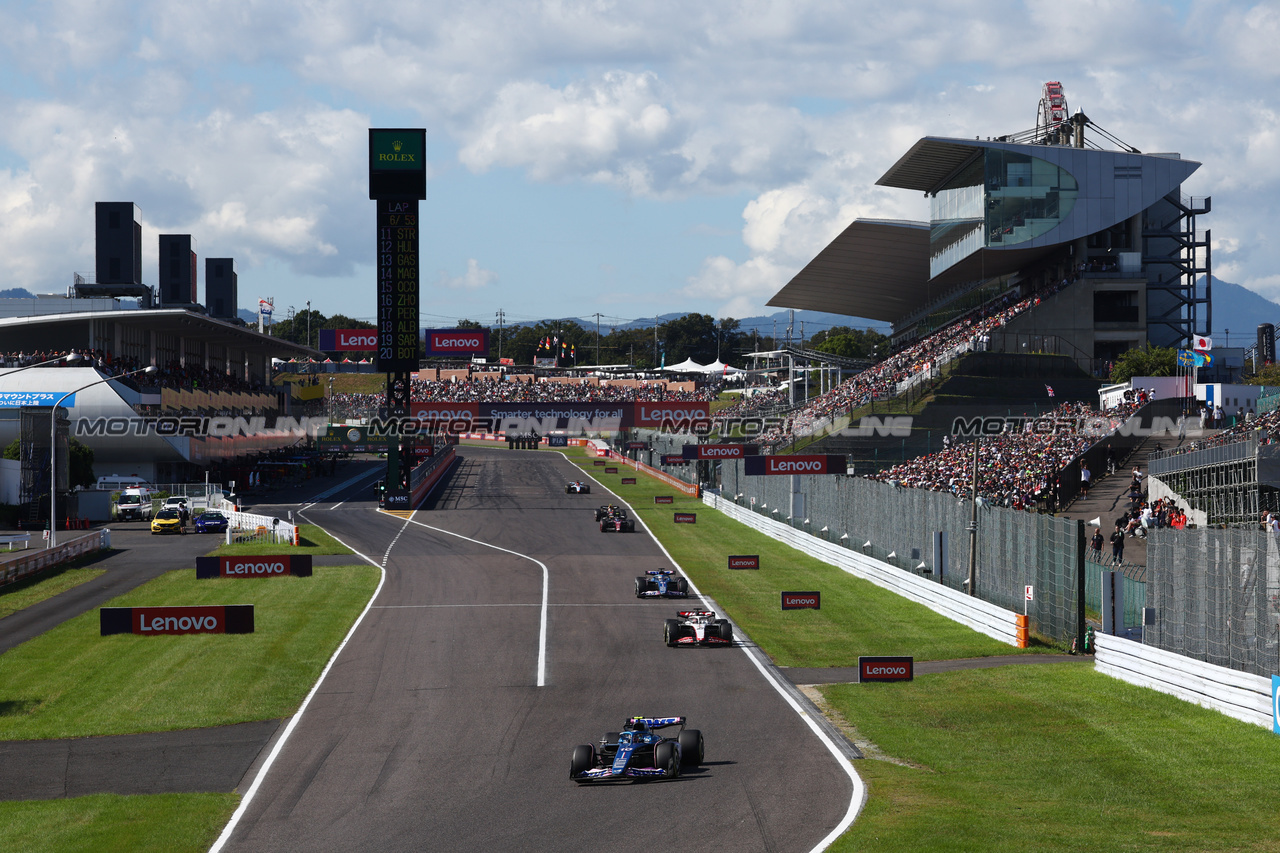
left=220, top=446, right=853, bottom=853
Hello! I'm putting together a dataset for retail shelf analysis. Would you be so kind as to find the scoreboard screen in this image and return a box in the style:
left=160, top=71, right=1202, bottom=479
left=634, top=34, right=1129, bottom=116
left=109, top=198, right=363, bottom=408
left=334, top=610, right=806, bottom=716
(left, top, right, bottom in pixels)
left=376, top=199, right=420, bottom=372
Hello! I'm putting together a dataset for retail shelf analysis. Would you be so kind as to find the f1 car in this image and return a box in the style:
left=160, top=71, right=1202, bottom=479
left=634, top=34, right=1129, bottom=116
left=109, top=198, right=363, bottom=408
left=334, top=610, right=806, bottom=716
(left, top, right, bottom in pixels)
left=570, top=716, right=703, bottom=783
left=635, top=570, right=688, bottom=598
left=600, top=511, right=635, bottom=533
left=664, top=610, right=733, bottom=647
left=565, top=481, right=591, bottom=494
left=595, top=504, right=622, bottom=521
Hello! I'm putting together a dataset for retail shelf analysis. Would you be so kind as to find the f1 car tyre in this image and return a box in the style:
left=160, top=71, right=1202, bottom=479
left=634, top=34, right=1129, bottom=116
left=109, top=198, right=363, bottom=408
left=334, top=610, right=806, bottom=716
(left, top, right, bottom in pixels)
left=571, top=744, right=595, bottom=780
left=635, top=577, right=648, bottom=598
left=678, top=729, right=704, bottom=767
left=675, top=578, right=689, bottom=595
left=654, top=741, right=680, bottom=779
left=664, top=619, right=681, bottom=647
left=715, top=619, right=733, bottom=643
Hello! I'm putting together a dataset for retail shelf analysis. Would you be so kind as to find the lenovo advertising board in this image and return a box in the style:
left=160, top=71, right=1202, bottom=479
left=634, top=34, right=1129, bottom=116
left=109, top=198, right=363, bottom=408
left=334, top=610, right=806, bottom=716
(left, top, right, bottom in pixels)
left=859, top=656, right=914, bottom=682
left=423, top=328, right=490, bottom=357
left=605, top=467, right=619, bottom=474
left=781, top=591, right=820, bottom=610
left=681, top=444, right=759, bottom=460
left=654, top=496, right=674, bottom=504
left=728, top=555, right=760, bottom=570
left=674, top=512, right=697, bottom=524
left=621, top=477, right=637, bottom=484
left=744, top=455, right=848, bottom=476
left=318, top=329, right=377, bottom=351
left=661, top=455, right=688, bottom=465
left=196, top=555, right=313, bottom=579
left=100, top=605, right=255, bottom=635
left=632, top=403, right=712, bottom=429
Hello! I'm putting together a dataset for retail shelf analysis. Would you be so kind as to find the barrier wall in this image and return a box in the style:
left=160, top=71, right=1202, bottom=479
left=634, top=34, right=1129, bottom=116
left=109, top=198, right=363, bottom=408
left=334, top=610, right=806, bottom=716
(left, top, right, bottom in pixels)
left=411, top=446, right=457, bottom=506
left=703, top=492, right=1023, bottom=647
left=606, top=448, right=699, bottom=497
left=0, top=529, right=111, bottom=588
left=1094, top=632, right=1273, bottom=729
left=219, top=502, right=298, bottom=545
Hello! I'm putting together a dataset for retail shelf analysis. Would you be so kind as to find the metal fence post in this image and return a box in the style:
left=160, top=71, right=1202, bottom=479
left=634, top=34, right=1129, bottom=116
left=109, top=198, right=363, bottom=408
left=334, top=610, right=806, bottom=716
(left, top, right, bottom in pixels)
left=1075, top=518, right=1086, bottom=652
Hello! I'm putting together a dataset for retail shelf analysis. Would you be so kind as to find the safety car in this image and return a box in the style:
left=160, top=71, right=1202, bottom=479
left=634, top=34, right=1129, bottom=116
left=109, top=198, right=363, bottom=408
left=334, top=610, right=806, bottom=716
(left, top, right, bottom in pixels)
left=565, top=481, right=591, bottom=494
left=664, top=610, right=733, bottom=646
left=635, top=570, right=688, bottom=598
left=570, top=716, right=703, bottom=783
left=150, top=508, right=186, bottom=535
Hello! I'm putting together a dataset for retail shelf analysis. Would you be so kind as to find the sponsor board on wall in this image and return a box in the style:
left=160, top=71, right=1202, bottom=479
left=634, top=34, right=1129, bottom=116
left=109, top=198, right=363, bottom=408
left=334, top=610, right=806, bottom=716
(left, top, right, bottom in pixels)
left=781, top=591, right=820, bottom=610
left=728, top=555, right=760, bottom=570
left=681, top=444, right=759, bottom=460
left=674, top=512, right=697, bottom=524
left=744, top=455, right=848, bottom=476
left=859, top=656, right=914, bottom=682
left=632, top=403, right=712, bottom=429
left=621, top=477, right=637, bottom=484
left=318, top=329, right=377, bottom=351
left=196, top=555, right=313, bottom=579
left=654, top=496, right=674, bottom=504
left=383, top=490, right=411, bottom=510
left=547, top=434, right=569, bottom=447
left=100, top=605, right=255, bottom=635
left=423, top=328, right=490, bottom=356
left=627, top=441, right=647, bottom=450
left=661, top=455, right=689, bottom=465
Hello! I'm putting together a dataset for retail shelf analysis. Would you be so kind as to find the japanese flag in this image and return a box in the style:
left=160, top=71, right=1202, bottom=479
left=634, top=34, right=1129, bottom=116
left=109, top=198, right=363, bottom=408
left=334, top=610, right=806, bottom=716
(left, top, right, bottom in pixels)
left=1193, top=335, right=1213, bottom=351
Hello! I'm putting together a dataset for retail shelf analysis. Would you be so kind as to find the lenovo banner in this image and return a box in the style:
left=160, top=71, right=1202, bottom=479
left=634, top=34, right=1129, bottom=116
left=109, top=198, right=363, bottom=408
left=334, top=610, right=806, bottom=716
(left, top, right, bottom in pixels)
left=632, top=403, right=711, bottom=429
left=674, top=512, right=697, bottom=524
left=318, top=329, right=378, bottom=351
left=100, top=605, right=255, bottom=635
left=410, top=403, right=481, bottom=422
left=661, top=455, right=688, bottom=465
left=621, top=477, right=637, bottom=484
left=728, top=555, right=760, bottom=570
left=681, top=443, right=758, bottom=460
left=859, top=656, right=914, bottom=682
left=423, top=328, right=490, bottom=356
left=781, top=591, right=820, bottom=610
left=605, top=467, right=618, bottom=474
left=196, top=555, right=313, bottom=579
left=654, top=496, right=674, bottom=504
left=744, top=455, right=848, bottom=476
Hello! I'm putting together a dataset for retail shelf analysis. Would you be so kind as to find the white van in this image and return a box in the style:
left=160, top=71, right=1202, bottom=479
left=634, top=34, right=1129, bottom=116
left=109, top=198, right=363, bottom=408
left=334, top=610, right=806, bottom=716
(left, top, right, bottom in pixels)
left=97, top=475, right=151, bottom=490
left=115, top=488, right=155, bottom=521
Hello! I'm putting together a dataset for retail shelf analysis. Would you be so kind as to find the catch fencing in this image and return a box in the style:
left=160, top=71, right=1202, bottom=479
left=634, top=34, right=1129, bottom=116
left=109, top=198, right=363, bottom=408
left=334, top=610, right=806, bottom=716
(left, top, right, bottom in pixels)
left=718, top=461, right=1085, bottom=645
left=1146, top=527, right=1280, bottom=678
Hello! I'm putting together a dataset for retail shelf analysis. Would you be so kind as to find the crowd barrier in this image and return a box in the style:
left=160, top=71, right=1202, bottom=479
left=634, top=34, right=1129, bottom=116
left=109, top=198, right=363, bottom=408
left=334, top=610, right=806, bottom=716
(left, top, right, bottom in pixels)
left=702, top=491, right=1024, bottom=647
left=0, top=529, right=112, bottom=588
left=603, top=449, right=700, bottom=497
left=1093, top=633, right=1273, bottom=729
left=219, top=501, right=298, bottom=545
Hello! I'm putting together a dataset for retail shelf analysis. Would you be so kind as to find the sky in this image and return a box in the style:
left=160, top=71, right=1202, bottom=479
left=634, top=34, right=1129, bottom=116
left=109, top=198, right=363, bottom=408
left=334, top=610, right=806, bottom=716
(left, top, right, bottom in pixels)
left=1, top=0, right=1278, bottom=333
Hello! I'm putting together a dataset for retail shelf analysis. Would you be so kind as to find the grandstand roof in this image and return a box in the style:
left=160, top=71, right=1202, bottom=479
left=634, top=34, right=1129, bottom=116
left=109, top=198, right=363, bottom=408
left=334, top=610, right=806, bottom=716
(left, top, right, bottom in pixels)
left=877, top=137, right=986, bottom=192
left=0, top=308, right=319, bottom=360
left=766, top=219, right=930, bottom=322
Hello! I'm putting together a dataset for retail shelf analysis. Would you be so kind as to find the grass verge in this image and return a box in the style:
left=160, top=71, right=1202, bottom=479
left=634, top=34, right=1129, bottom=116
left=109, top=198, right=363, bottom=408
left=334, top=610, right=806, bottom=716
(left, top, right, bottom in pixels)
left=211, top=523, right=354, bottom=556
left=0, top=564, right=378, bottom=740
left=555, top=446, right=1037, bottom=665
left=825, top=665, right=1280, bottom=852
left=0, top=564, right=107, bottom=620
left=0, top=793, right=236, bottom=853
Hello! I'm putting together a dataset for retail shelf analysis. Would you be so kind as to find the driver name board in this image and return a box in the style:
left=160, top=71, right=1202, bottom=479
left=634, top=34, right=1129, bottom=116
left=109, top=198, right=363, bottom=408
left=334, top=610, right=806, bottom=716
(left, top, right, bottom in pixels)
left=375, top=199, right=420, bottom=372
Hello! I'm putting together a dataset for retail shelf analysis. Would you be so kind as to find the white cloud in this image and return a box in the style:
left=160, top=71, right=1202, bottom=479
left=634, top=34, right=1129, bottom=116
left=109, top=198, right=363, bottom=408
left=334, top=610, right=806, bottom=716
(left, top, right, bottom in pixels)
left=433, top=258, right=497, bottom=290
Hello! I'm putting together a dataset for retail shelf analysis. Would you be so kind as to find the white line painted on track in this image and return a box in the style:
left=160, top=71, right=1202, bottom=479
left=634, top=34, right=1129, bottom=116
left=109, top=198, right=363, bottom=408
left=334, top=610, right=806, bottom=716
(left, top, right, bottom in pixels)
left=300, top=467, right=383, bottom=510
left=209, top=515, right=387, bottom=853
left=400, top=514, right=549, bottom=688
left=556, top=451, right=866, bottom=851
left=372, top=602, right=655, bottom=608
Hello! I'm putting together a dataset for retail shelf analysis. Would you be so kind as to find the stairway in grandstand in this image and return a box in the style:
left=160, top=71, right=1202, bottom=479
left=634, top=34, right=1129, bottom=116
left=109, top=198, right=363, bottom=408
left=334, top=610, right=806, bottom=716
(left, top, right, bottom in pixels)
left=797, top=351, right=1104, bottom=474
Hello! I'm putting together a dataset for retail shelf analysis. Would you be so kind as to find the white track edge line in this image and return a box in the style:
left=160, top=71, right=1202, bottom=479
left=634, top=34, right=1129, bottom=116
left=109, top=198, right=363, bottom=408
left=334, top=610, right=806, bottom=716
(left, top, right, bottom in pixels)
left=558, top=450, right=866, bottom=851
left=208, top=521, right=393, bottom=852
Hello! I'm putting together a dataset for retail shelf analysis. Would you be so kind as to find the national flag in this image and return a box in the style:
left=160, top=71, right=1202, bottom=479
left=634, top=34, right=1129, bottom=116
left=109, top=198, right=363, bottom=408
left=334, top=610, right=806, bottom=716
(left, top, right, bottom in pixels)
left=1045, top=385, right=1055, bottom=397
left=1193, top=335, right=1213, bottom=351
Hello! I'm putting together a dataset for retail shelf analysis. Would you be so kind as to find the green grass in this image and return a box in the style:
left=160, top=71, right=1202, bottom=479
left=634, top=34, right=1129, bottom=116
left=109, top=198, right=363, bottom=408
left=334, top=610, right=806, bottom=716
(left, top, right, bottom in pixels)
left=556, top=447, right=1035, bottom=665
left=0, top=564, right=107, bottom=620
left=211, top=523, right=354, bottom=556
left=0, top=564, right=378, bottom=740
left=825, top=665, right=1280, bottom=852
left=0, top=793, right=236, bottom=853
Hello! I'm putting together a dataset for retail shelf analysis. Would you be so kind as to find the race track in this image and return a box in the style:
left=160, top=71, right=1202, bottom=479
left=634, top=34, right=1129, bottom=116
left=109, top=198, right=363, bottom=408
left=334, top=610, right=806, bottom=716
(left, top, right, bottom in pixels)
left=221, top=446, right=852, bottom=852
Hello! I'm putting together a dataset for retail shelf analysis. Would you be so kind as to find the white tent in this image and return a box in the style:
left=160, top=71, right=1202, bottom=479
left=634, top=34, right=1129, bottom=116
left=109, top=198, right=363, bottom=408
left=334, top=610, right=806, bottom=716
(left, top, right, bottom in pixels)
left=702, top=359, right=741, bottom=375
left=663, top=358, right=706, bottom=373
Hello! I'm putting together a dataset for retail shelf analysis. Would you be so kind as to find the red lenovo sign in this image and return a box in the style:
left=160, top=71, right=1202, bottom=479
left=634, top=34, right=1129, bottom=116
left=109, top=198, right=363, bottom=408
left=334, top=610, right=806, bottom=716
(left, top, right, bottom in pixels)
left=781, top=591, right=820, bottom=610
left=728, top=555, right=760, bottom=570
left=196, top=555, right=313, bottom=579
left=682, top=444, right=759, bottom=460
left=100, top=605, right=255, bottom=635
left=424, top=328, right=490, bottom=356
left=621, top=477, right=636, bottom=484
left=745, top=455, right=848, bottom=476
left=674, top=512, right=697, bottom=524
left=319, top=329, right=377, bottom=351
left=654, top=495, right=674, bottom=504
left=859, top=656, right=914, bottom=682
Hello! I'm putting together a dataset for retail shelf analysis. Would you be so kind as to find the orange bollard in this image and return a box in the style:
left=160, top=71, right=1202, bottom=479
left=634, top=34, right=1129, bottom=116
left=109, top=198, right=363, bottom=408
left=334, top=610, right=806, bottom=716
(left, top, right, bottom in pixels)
left=1015, top=614, right=1030, bottom=648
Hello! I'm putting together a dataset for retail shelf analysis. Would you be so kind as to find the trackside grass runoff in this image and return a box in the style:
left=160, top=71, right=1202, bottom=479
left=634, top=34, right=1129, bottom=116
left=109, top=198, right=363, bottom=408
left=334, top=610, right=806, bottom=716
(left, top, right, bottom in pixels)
left=0, top=793, right=236, bottom=853
left=825, top=665, right=1280, bottom=852
left=211, top=523, right=354, bottom=556
left=0, top=565, right=107, bottom=619
left=0, top=564, right=378, bottom=740
left=560, top=448, right=1034, bottom=665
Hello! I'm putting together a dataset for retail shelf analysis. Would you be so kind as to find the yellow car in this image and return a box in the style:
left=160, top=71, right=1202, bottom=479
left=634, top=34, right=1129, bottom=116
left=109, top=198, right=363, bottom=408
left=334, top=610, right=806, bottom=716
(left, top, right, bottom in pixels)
left=150, top=508, right=186, bottom=535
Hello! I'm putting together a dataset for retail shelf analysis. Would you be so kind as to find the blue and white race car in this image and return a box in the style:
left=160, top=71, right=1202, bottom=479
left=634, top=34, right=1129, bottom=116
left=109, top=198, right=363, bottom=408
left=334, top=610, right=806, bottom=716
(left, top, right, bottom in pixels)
left=570, top=716, right=703, bottom=783
left=635, top=570, right=688, bottom=599
left=565, top=481, right=591, bottom=494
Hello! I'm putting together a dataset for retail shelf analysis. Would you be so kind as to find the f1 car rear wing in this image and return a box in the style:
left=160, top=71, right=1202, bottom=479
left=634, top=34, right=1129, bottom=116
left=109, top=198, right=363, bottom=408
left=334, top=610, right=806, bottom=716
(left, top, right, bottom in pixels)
left=626, top=716, right=686, bottom=729
left=677, top=610, right=716, bottom=619
left=645, top=570, right=675, bottom=576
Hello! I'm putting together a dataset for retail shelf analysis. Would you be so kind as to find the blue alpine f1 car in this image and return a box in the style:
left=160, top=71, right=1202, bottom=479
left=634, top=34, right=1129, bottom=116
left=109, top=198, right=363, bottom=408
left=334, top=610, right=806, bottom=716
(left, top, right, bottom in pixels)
left=635, top=570, right=689, bottom=599
left=571, top=716, right=703, bottom=783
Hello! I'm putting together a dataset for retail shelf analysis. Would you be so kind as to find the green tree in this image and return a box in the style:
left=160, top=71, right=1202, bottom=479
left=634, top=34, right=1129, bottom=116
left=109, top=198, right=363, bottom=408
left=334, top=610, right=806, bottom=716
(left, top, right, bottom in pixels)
left=2, top=439, right=17, bottom=460
left=1109, top=344, right=1178, bottom=384
left=68, top=437, right=94, bottom=489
